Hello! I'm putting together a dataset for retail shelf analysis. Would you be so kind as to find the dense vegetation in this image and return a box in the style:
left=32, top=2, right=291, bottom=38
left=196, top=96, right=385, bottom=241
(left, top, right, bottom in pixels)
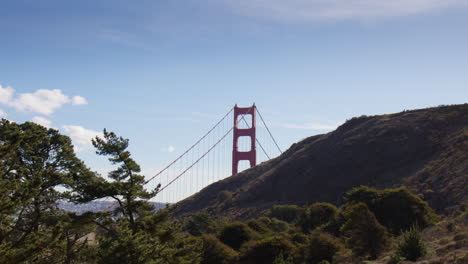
left=0, top=117, right=466, bottom=263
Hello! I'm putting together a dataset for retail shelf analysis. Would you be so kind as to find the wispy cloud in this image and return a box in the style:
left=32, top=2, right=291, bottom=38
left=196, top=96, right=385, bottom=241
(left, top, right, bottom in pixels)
left=72, top=95, right=88, bottom=105
left=222, top=0, right=468, bottom=21
left=0, top=109, right=7, bottom=118
left=61, top=125, right=102, bottom=152
left=0, top=84, right=87, bottom=115
left=32, top=116, right=53, bottom=128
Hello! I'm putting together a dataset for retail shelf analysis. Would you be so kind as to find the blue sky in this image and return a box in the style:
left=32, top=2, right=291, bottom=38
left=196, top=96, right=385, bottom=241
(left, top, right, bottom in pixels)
left=1, top=0, right=467, bottom=185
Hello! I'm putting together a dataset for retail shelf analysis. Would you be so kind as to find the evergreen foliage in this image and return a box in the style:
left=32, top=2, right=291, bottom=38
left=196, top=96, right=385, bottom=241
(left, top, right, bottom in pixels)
left=200, top=234, right=237, bottom=264
left=0, top=119, right=96, bottom=263
left=185, top=212, right=219, bottom=236
left=239, top=236, right=295, bottom=264
left=395, top=225, right=427, bottom=261
left=266, top=205, right=304, bottom=223
left=345, top=186, right=437, bottom=234
left=218, top=222, right=257, bottom=250
left=300, top=203, right=338, bottom=232
left=340, top=202, right=389, bottom=259
left=303, top=231, right=343, bottom=264
left=89, top=130, right=199, bottom=264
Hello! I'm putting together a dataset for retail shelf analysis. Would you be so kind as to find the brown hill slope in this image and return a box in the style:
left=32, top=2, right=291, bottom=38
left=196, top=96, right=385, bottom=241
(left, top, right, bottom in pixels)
left=175, top=104, right=468, bottom=219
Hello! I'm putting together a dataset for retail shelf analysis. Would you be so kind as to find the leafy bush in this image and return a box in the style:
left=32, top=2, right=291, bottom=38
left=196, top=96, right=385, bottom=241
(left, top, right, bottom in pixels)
left=345, top=186, right=437, bottom=234
left=200, top=234, right=237, bottom=264
left=247, top=218, right=270, bottom=234
left=239, top=236, right=295, bottom=264
left=340, top=202, right=389, bottom=259
left=300, top=203, right=338, bottom=232
left=273, top=253, right=294, bottom=264
left=257, top=217, right=290, bottom=233
left=303, top=232, right=343, bottom=264
left=218, top=222, right=257, bottom=250
left=185, top=212, right=218, bottom=236
left=267, top=205, right=304, bottom=223
left=395, top=225, right=427, bottom=261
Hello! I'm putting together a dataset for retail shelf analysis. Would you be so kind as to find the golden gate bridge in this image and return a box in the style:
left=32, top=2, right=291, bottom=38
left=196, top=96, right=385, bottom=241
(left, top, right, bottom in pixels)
left=140, top=104, right=282, bottom=204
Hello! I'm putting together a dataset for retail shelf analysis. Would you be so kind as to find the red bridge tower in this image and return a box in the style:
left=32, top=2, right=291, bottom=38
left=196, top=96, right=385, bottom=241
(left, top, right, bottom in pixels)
left=232, top=104, right=256, bottom=175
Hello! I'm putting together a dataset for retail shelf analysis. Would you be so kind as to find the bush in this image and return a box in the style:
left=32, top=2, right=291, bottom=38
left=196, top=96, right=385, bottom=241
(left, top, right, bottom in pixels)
left=218, top=222, right=257, bottom=250
left=185, top=212, right=218, bottom=236
left=273, top=252, right=294, bottom=264
left=345, top=186, right=437, bottom=234
left=300, top=203, right=338, bottom=232
left=239, top=236, right=295, bottom=264
left=340, top=203, right=389, bottom=259
left=303, top=232, right=343, bottom=264
left=267, top=205, right=304, bottom=223
left=247, top=218, right=270, bottom=234
left=395, top=225, right=427, bottom=261
left=200, top=234, right=237, bottom=264
left=257, top=217, right=290, bottom=233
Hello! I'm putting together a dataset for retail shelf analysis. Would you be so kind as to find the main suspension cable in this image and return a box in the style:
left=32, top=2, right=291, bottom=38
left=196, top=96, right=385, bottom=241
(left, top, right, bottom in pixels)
left=145, top=107, right=234, bottom=185
left=256, top=108, right=282, bottom=154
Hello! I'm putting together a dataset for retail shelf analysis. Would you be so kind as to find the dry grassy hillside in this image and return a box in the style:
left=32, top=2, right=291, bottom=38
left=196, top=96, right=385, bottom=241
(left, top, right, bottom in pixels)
left=175, top=104, right=468, bottom=220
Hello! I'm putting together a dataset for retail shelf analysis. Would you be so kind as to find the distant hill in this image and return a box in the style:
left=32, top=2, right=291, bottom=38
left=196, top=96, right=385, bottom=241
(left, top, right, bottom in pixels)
left=175, top=104, right=468, bottom=220
left=59, top=201, right=167, bottom=214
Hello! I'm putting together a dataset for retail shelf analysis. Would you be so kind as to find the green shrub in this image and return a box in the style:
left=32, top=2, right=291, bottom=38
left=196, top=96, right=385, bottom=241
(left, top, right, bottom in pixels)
left=257, top=217, right=290, bottom=233
left=218, top=222, right=257, bottom=250
left=345, top=186, right=437, bottom=234
left=247, top=218, right=270, bottom=234
left=200, top=234, right=237, bottom=264
left=340, top=203, right=389, bottom=259
left=300, top=203, right=338, bottom=232
left=303, top=232, right=343, bottom=264
left=288, top=232, right=308, bottom=245
left=273, top=252, right=294, bottom=264
left=267, top=205, right=304, bottom=223
left=185, top=212, right=218, bottom=236
left=239, top=236, right=295, bottom=264
left=395, top=225, right=427, bottom=261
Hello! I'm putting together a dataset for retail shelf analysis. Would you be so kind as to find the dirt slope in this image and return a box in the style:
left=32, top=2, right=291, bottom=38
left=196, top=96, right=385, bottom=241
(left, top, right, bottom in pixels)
left=175, top=104, right=468, bottom=220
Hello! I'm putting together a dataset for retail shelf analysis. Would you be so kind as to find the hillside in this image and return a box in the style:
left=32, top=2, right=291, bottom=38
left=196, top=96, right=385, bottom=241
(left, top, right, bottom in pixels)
left=175, top=104, right=468, bottom=219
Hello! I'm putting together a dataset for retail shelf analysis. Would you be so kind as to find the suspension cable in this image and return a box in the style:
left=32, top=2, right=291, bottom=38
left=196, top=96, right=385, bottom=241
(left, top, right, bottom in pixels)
left=238, top=114, right=271, bottom=160
left=256, top=108, right=282, bottom=154
left=144, top=107, right=234, bottom=184
left=157, top=126, right=234, bottom=194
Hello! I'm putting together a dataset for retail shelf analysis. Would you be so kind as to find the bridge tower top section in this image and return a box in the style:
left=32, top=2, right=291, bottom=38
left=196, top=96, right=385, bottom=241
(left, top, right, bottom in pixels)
left=232, top=104, right=256, bottom=175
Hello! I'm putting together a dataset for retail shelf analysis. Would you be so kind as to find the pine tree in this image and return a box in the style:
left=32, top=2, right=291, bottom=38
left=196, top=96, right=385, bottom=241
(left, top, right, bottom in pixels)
left=91, top=129, right=158, bottom=233
left=0, top=119, right=97, bottom=263
left=90, top=130, right=200, bottom=264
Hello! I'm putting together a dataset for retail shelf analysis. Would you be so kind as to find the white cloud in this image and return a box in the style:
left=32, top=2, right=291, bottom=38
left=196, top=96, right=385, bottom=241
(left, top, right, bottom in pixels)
left=72, top=95, right=88, bottom=105
left=0, top=84, right=88, bottom=115
left=0, top=85, right=14, bottom=105
left=222, top=0, right=468, bottom=21
left=32, top=116, right=53, bottom=128
left=271, top=122, right=338, bottom=130
left=13, top=89, right=70, bottom=115
left=161, top=145, right=176, bottom=153
left=0, top=109, right=7, bottom=118
left=62, top=125, right=102, bottom=151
